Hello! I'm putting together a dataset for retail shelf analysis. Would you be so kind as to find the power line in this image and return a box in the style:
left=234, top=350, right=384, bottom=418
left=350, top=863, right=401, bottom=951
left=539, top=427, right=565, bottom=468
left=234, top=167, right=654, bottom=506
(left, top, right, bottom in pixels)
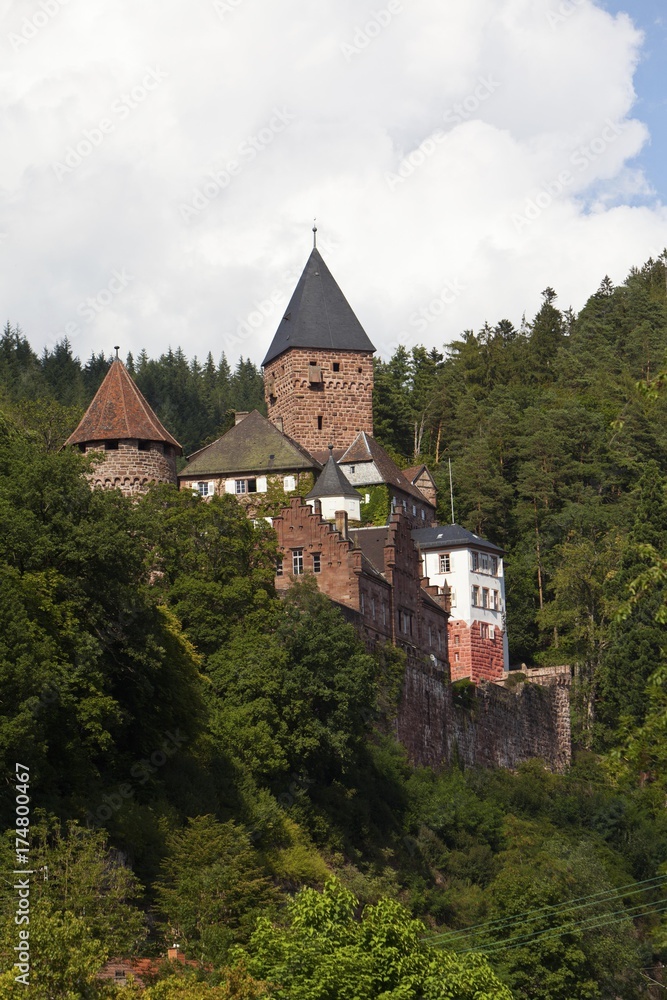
left=455, top=899, right=667, bottom=957
left=430, top=873, right=667, bottom=945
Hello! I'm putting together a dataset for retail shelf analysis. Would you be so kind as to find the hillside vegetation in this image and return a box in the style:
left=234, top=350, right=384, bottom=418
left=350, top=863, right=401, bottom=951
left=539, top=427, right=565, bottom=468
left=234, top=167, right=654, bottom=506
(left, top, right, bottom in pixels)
left=0, top=254, right=667, bottom=998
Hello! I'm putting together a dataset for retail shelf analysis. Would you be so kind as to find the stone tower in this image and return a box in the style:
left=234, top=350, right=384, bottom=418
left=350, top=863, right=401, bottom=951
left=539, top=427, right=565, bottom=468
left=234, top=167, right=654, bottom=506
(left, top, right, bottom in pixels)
left=262, top=247, right=375, bottom=455
left=65, top=354, right=182, bottom=495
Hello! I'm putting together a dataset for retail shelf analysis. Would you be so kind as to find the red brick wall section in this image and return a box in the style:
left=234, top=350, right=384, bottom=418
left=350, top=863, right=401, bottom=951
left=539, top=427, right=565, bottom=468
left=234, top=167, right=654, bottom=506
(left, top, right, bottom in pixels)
left=84, top=441, right=177, bottom=496
left=264, top=349, right=374, bottom=452
left=448, top=619, right=505, bottom=683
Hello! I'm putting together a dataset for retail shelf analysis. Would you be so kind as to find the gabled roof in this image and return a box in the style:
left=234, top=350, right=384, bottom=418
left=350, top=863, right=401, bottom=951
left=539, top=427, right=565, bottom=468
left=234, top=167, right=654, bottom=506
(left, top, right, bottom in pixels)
left=65, top=359, right=182, bottom=452
left=262, top=248, right=376, bottom=367
left=306, top=446, right=360, bottom=500
left=179, top=410, right=320, bottom=477
left=411, top=523, right=504, bottom=554
left=339, top=432, right=436, bottom=507
left=403, top=464, right=432, bottom=484
left=349, top=526, right=389, bottom=578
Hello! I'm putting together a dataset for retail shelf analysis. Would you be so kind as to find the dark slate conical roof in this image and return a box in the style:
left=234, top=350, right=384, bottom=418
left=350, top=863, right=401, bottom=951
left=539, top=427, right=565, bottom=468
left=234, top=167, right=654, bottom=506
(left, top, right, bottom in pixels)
left=306, top=446, right=361, bottom=500
left=262, top=248, right=376, bottom=367
left=65, top=358, right=182, bottom=452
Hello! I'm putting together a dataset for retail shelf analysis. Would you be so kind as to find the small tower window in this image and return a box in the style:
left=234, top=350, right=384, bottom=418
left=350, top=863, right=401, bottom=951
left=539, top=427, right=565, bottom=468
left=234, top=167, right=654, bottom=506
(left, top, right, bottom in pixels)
left=105, top=440, right=118, bottom=450
left=138, top=440, right=150, bottom=451
left=317, top=416, right=323, bottom=430
left=312, top=553, right=321, bottom=573
left=333, top=362, right=340, bottom=372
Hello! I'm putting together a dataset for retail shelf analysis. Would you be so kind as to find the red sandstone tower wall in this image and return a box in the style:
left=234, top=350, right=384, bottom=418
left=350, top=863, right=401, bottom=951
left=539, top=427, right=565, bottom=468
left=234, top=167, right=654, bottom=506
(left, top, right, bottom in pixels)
left=264, top=348, right=374, bottom=453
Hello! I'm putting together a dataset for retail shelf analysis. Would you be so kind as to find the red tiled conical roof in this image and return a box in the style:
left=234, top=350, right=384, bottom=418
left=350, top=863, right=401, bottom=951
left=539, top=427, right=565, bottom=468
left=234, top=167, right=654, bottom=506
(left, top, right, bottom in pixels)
left=65, top=359, right=182, bottom=452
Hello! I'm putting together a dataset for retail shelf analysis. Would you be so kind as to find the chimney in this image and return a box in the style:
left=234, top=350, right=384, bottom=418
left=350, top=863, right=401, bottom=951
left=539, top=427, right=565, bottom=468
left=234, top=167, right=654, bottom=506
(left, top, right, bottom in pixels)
left=335, top=510, right=348, bottom=539
left=167, top=944, right=181, bottom=962
left=234, top=411, right=249, bottom=425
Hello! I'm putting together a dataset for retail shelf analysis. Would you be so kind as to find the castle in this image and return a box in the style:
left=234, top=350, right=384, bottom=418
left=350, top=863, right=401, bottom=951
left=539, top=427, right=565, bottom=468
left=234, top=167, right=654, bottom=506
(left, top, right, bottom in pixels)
left=65, top=242, right=570, bottom=771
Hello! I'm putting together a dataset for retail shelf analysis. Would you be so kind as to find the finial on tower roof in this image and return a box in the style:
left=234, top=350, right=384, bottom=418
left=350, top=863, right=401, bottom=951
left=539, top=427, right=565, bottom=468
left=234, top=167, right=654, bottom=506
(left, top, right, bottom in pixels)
left=114, top=346, right=120, bottom=359
left=312, top=219, right=317, bottom=249
left=328, top=443, right=333, bottom=454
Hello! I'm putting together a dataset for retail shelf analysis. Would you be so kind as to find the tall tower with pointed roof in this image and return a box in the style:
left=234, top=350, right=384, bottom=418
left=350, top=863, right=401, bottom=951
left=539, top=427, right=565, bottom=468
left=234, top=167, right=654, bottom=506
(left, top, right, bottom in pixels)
left=262, top=247, right=375, bottom=455
left=65, top=355, right=182, bottom=495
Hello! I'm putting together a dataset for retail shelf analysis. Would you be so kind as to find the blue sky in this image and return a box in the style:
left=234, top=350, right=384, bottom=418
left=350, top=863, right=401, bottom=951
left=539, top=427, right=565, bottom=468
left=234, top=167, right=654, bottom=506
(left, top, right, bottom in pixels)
left=604, top=0, right=667, bottom=204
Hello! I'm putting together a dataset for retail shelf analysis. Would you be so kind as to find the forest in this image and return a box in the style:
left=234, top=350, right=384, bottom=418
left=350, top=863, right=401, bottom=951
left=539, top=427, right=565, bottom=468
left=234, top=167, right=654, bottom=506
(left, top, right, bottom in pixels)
left=0, top=253, right=666, bottom=998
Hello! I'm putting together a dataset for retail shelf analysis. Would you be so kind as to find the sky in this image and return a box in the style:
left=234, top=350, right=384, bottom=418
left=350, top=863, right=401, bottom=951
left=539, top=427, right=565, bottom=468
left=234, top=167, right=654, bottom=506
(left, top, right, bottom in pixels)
left=1, top=0, right=666, bottom=368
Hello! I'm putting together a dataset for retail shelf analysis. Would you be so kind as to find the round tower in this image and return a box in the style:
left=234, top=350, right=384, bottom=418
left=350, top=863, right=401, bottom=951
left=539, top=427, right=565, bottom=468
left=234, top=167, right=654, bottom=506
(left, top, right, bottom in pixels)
left=64, top=351, right=182, bottom=495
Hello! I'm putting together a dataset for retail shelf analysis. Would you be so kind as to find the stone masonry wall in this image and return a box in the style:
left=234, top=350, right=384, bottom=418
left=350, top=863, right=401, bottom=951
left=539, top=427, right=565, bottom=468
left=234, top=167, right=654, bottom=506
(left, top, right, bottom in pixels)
left=85, top=441, right=177, bottom=495
left=449, top=619, right=505, bottom=682
left=264, top=348, right=374, bottom=452
left=398, top=672, right=571, bottom=773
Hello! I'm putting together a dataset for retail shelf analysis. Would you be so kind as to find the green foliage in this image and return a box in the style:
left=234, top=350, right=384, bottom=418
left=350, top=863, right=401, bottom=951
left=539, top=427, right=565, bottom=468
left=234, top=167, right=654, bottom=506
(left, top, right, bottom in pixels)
left=155, top=815, right=278, bottom=964
left=239, top=878, right=513, bottom=999
left=359, top=484, right=391, bottom=526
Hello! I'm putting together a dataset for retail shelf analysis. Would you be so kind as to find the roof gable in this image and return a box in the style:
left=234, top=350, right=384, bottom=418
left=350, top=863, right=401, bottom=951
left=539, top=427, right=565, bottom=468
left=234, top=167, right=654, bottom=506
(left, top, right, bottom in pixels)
left=262, top=249, right=376, bottom=366
left=179, top=410, right=320, bottom=477
left=65, top=359, right=182, bottom=452
left=339, top=433, right=436, bottom=506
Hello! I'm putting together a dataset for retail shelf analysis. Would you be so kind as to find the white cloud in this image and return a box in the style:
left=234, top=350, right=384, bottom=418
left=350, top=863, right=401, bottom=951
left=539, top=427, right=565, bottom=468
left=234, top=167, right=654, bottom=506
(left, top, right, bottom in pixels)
left=0, top=0, right=665, bottom=366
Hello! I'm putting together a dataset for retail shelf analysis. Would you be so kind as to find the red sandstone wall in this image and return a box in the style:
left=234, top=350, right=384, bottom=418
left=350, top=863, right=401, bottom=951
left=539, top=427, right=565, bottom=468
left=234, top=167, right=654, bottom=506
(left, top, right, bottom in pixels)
left=264, top=349, right=374, bottom=452
left=449, top=619, right=505, bottom=683
left=85, top=441, right=177, bottom=495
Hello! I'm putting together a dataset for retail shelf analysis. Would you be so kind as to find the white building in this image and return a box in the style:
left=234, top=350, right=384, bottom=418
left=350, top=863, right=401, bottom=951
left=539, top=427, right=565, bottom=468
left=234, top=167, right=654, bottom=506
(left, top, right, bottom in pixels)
left=412, top=524, right=508, bottom=681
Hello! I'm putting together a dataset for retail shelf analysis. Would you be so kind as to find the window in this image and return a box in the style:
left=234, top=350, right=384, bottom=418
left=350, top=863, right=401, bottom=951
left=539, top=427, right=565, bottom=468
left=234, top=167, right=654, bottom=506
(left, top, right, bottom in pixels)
left=292, top=550, right=304, bottom=575
left=333, top=362, right=340, bottom=372
left=439, top=553, right=451, bottom=573
left=283, top=475, right=296, bottom=492
left=317, top=416, right=323, bottom=430
left=471, top=551, right=479, bottom=571
left=412, top=504, right=417, bottom=516
left=454, top=651, right=460, bottom=662
left=235, top=479, right=247, bottom=494
left=437, top=631, right=442, bottom=651
left=276, top=557, right=283, bottom=576
left=482, top=588, right=489, bottom=609
left=247, top=478, right=257, bottom=493
left=454, top=635, right=460, bottom=646
left=105, top=440, right=118, bottom=450
left=493, top=590, right=500, bottom=611
left=350, top=466, right=356, bottom=474
left=428, top=625, right=432, bottom=645
left=402, top=499, right=407, bottom=510
left=480, top=623, right=489, bottom=639
left=489, top=626, right=495, bottom=640
left=312, top=553, right=321, bottom=573
left=471, top=585, right=480, bottom=606
left=197, top=481, right=212, bottom=497
left=138, top=440, right=150, bottom=451
left=361, top=592, right=365, bottom=613
left=421, top=509, right=425, bottom=520
left=409, top=615, right=413, bottom=636
left=491, top=556, right=498, bottom=576
left=371, top=597, right=375, bottom=619
left=382, top=603, right=387, bottom=625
